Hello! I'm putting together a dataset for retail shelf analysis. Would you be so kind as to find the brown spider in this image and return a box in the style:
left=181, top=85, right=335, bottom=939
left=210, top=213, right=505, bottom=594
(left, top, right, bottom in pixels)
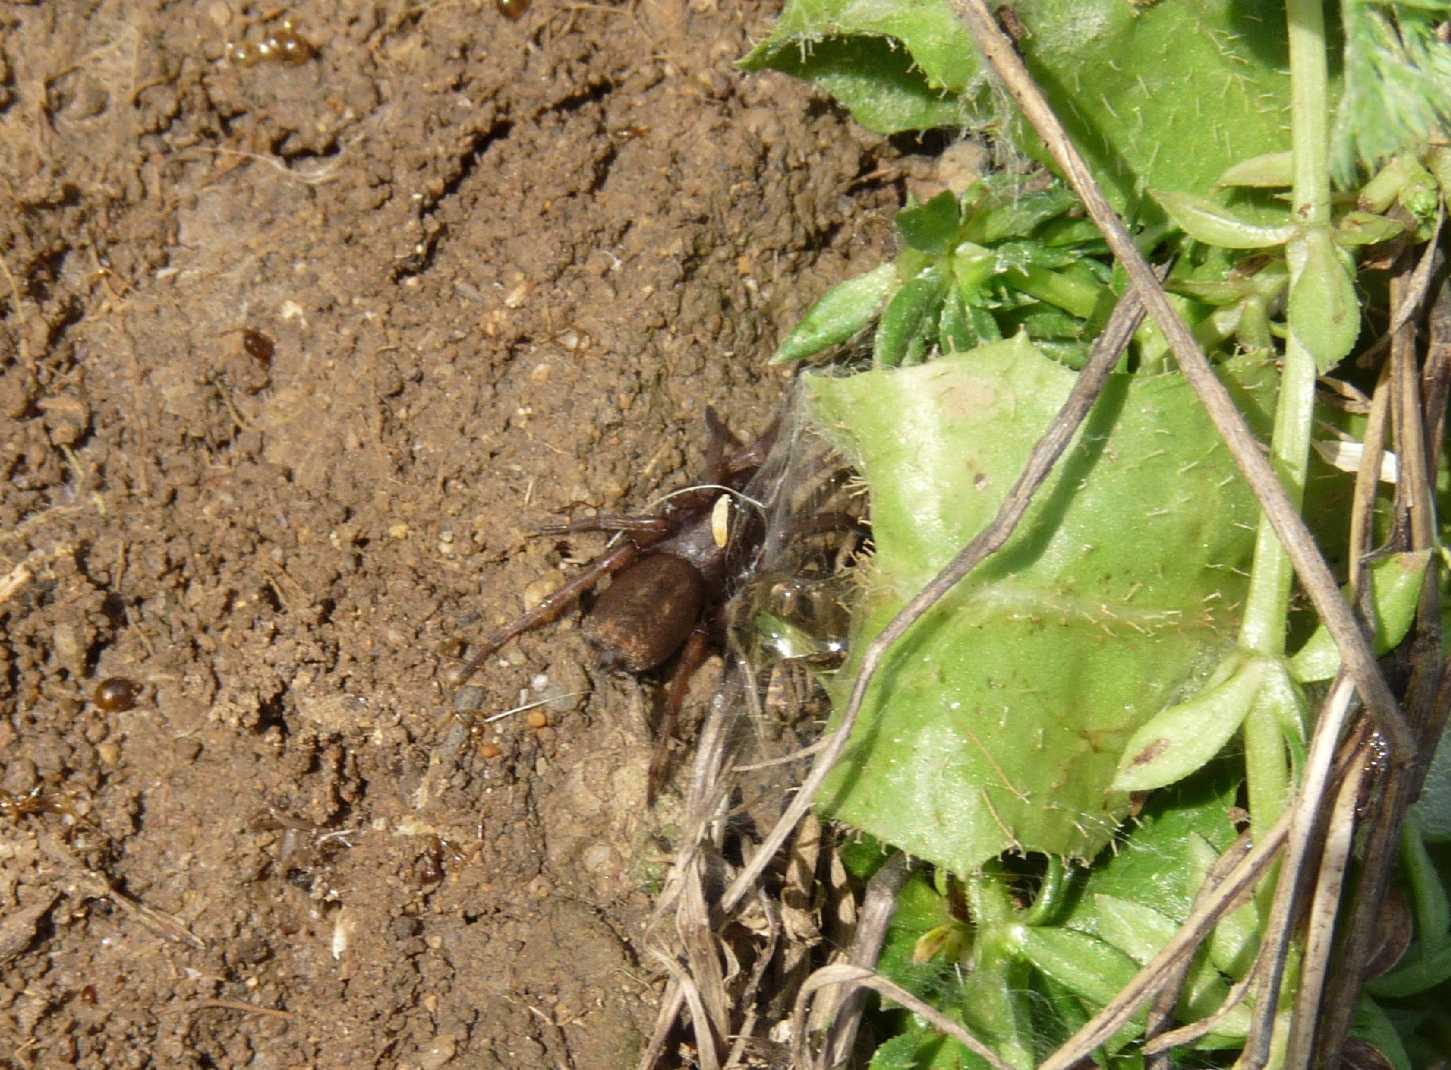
left=450, top=409, right=780, bottom=799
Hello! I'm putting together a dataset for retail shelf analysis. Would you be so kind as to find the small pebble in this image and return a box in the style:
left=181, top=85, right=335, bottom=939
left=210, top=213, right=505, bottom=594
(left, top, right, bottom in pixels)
left=522, top=576, right=562, bottom=611
left=453, top=686, right=485, bottom=713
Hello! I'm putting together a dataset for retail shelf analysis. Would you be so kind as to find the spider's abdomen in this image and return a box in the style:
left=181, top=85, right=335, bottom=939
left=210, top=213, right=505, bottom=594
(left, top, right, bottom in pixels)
left=585, top=553, right=705, bottom=672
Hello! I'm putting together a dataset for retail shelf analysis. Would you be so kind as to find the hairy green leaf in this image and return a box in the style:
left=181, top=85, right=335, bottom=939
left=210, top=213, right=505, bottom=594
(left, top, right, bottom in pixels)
left=807, top=339, right=1277, bottom=870
left=1288, top=229, right=1361, bottom=373
left=897, top=191, right=963, bottom=255
left=745, top=0, right=1301, bottom=217
left=771, top=263, right=897, bottom=365
left=875, top=267, right=947, bottom=367
left=1335, top=209, right=1406, bottom=246
left=1288, top=550, right=1430, bottom=682
left=1217, top=151, right=1294, bottom=188
left=1009, top=925, right=1139, bottom=1009
left=1094, top=893, right=1250, bottom=1036
left=739, top=0, right=980, bottom=134
left=1112, top=655, right=1266, bottom=793
left=1153, top=190, right=1296, bottom=249
left=1334, top=0, right=1451, bottom=183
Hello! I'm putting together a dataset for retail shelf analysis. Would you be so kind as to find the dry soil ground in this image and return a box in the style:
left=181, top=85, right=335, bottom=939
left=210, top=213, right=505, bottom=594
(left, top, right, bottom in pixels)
left=0, top=1, right=910, bottom=1067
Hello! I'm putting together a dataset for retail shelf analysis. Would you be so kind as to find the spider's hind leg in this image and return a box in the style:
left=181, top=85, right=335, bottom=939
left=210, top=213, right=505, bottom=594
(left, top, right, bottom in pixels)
left=646, top=624, right=713, bottom=804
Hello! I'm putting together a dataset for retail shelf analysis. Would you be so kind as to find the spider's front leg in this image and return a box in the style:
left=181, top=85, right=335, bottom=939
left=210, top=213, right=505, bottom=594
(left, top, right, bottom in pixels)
left=447, top=539, right=643, bottom=686
left=448, top=511, right=677, bottom=686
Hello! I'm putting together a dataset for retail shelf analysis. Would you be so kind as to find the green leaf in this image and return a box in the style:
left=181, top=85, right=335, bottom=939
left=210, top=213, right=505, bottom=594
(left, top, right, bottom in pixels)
left=959, top=944, right=1036, bottom=1069
left=745, top=0, right=1303, bottom=218
left=1093, top=893, right=1250, bottom=1037
left=1216, top=151, right=1294, bottom=188
left=1359, top=153, right=1437, bottom=213
left=1335, top=209, right=1405, bottom=247
left=755, top=39, right=971, bottom=134
left=1428, top=145, right=1451, bottom=207
left=936, top=286, right=972, bottom=356
left=1009, top=925, right=1140, bottom=1009
left=1054, top=770, right=1246, bottom=950
left=1349, top=997, right=1413, bottom=1070
left=1112, top=655, right=1266, bottom=793
left=1287, top=228, right=1361, bottom=374
left=897, top=191, right=962, bottom=255
left=868, top=1030, right=950, bottom=1070
left=1256, top=661, right=1309, bottom=772
left=1011, top=0, right=1300, bottom=217
left=1401, top=813, right=1450, bottom=955
left=738, top=0, right=980, bottom=135
left=1333, top=0, right=1451, bottom=183
left=968, top=185, right=1079, bottom=243
left=951, top=242, right=998, bottom=296
left=1367, top=938, right=1451, bottom=999
left=1413, top=720, right=1451, bottom=844
left=1288, top=550, right=1430, bottom=682
left=1153, top=190, right=1296, bottom=249
left=771, top=263, right=897, bottom=365
left=874, top=268, right=947, bottom=368
left=876, top=871, right=957, bottom=987
left=1188, top=834, right=1261, bottom=980
left=807, top=341, right=1278, bottom=870
left=867, top=1032, right=927, bottom=1070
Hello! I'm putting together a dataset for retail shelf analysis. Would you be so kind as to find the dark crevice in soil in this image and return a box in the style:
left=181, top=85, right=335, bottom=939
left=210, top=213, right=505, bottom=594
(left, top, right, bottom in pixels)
left=394, top=120, right=516, bottom=280
left=273, top=134, right=343, bottom=166
left=550, top=79, right=613, bottom=115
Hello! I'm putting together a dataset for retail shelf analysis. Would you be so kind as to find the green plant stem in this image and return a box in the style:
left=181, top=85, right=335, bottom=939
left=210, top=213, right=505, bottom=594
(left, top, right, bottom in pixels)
left=1236, top=0, right=1334, bottom=847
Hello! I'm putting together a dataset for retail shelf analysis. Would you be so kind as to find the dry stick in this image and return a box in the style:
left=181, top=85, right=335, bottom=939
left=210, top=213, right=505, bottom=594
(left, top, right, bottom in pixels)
left=1241, top=674, right=1359, bottom=1069
left=1285, top=753, right=1369, bottom=1066
left=725, top=888, right=781, bottom=1069
left=680, top=863, right=731, bottom=1057
left=637, top=689, right=740, bottom=1070
left=1388, top=209, right=1444, bottom=338
left=652, top=948, right=721, bottom=1070
left=1145, top=954, right=1264, bottom=1055
left=720, top=262, right=1154, bottom=915
left=820, top=852, right=911, bottom=1069
left=1312, top=261, right=1438, bottom=1064
left=1422, top=265, right=1451, bottom=474
left=1346, top=362, right=1392, bottom=597
left=1314, top=249, right=1447, bottom=1065
left=792, top=964, right=1017, bottom=1070
left=1136, top=676, right=1354, bottom=1061
left=1391, top=231, right=1448, bottom=751
left=951, top=0, right=1407, bottom=762
left=1044, top=716, right=1385, bottom=1070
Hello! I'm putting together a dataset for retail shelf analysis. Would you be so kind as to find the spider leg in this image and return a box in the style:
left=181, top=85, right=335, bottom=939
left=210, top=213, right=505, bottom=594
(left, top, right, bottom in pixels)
left=646, top=625, right=713, bottom=804
left=536, top=515, right=671, bottom=536
left=704, top=405, right=743, bottom=480
left=723, top=411, right=780, bottom=479
left=448, top=541, right=641, bottom=686
left=783, top=510, right=869, bottom=540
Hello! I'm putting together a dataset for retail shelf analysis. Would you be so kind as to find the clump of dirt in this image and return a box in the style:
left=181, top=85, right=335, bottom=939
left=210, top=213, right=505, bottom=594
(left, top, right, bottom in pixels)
left=0, top=1, right=908, bottom=1067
